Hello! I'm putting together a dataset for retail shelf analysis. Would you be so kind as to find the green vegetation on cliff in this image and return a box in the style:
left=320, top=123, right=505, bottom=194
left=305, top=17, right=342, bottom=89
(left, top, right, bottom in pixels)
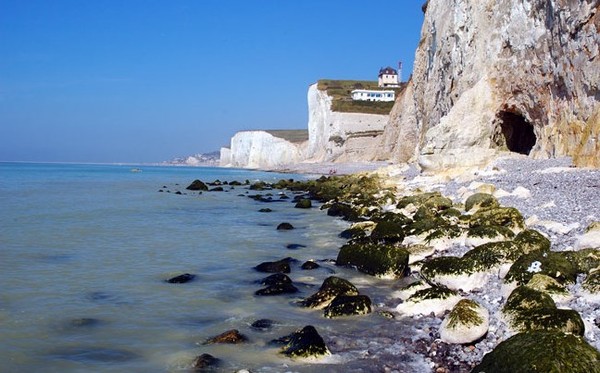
left=317, top=79, right=405, bottom=115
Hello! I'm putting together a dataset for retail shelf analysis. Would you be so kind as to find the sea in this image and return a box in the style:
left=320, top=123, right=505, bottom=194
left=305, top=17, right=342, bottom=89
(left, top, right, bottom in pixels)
left=0, top=162, right=422, bottom=373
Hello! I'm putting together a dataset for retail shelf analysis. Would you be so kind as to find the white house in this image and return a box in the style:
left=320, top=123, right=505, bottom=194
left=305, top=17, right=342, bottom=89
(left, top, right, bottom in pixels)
left=351, top=89, right=395, bottom=102
left=378, top=66, right=399, bottom=87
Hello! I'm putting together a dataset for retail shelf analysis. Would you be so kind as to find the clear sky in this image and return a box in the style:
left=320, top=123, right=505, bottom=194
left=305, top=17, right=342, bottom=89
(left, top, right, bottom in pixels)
left=0, top=0, right=425, bottom=163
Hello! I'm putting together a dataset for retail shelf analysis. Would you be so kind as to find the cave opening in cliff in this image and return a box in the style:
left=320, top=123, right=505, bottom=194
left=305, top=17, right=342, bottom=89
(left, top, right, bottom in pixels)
left=497, top=111, right=536, bottom=155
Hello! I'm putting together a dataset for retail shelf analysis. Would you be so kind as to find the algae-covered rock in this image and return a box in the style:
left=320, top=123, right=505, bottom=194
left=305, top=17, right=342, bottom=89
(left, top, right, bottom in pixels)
left=525, top=273, right=570, bottom=302
left=371, top=211, right=412, bottom=226
left=369, top=220, right=405, bottom=244
left=582, top=267, right=600, bottom=295
left=575, top=221, right=600, bottom=249
left=420, top=255, right=496, bottom=292
left=192, top=353, right=220, bottom=371
left=503, top=286, right=584, bottom=336
left=395, top=286, right=461, bottom=316
left=404, top=244, right=435, bottom=264
left=564, top=248, right=600, bottom=274
left=469, top=207, right=525, bottom=230
left=326, top=202, right=361, bottom=222
left=204, top=329, right=248, bottom=344
left=423, top=195, right=453, bottom=211
left=337, top=242, right=409, bottom=278
left=472, top=331, right=600, bottom=373
left=396, top=192, right=442, bottom=209
left=466, top=225, right=515, bottom=246
left=465, top=193, right=500, bottom=212
left=280, top=325, right=330, bottom=358
left=504, top=251, right=578, bottom=286
left=300, top=276, right=359, bottom=309
left=513, top=229, right=551, bottom=254
left=439, top=299, right=489, bottom=344
left=294, top=198, right=312, bottom=209
left=323, top=295, right=372, bottom=318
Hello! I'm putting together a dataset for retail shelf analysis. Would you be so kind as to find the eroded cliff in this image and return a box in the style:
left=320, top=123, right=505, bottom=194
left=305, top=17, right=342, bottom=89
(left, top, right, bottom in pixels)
left=380, top=0, right=599, bottom=169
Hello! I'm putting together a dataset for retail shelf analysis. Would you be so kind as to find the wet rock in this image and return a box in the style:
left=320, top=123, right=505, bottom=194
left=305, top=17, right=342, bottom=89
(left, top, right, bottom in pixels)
left=337, top=242, right=409, bottom=278
left=300, top=276, right=359, bottom=309
left=369, top=220, right=405, bottom=244
left=565, top=248, right=600, bottom=274
left=396, top=286, right=461, bottom=317
left=249, top=181, right=269, bottom=190
left=251, top=319, right=274, bottom=331
left=339, top=226, right=367, bottom=240
left=582, top=267, right=600, bottom=296
left=229, top=180, right=242, bottom=186
left=469, top=206, right=525, bottom=230
left=525, top=273, right=570, bottom=302
left=204, top=329, right=248, bottom=344
left=464, top=193, right=500, bottom=212
left=259, top=273, right=292, bottom=286
left=286, top=243, right=306, bottom=250
left=472, top=331, right=600, bottom=373
left=276, top=222, right=294, bottom=230
left=255, top=283, right=298, bottom=296
left=254, top=258, right=293, bottom=273
left=258, top=208, right=272, bottom=213
left=192, top=353, right=220, bottom=371
left=294, top=199, right=312, bottom=209
left=504, top=251, right=578, bottom=286
left=186, top=180, right=208, bottom=191
left=209, top=186, right=224, bottom=192
left=503, top=286, right=584, bottom=336
left=326, top=202, right=361, bottom=222
left=323, top=294, right=372, bottom=318
left=301, top=261, right=320, bottom=270
left=279, top=325, right=330, bottom=358
left=439, top=299, right=489, bottom=344
left=165, top=273, right=196, bottom=284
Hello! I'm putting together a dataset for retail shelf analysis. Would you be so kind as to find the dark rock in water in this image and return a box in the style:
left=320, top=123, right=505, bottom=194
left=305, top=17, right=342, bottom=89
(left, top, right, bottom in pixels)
left=301, top=261, right=320, bottom=270
left=370, top=220, right=405, bottom=244
left=229, top=180, right=242, bottom=186
left=300, top=276, right=359, bottom=309
left=277, top=222, right=294, bottom=230
left=204, top=329, right=248, bottom=344
left=259, top=273, right=293, bottom=286
left=259, top=208, right=273, bottom=213
left=326, top=202, right=361, bottom=222
left=192, top=353, right=220, bottom=371
left=209, top=186, right=224, bottom=192
left=249, top=181, right=269, bottom=190
left=158, top=189, right=164, bottom=192
left=472, top=331, right=600, bottom=373
left=286, top=243, right=306, bottom=250
left=255, top=283, right=299, bottom=296
left=279, top=194, right=290, bottom=200
left=294, top=199, right=312, bottom=209
left=175, top=191, right=182, bottom=195
left=337, top=242, right=410, bottom=278
left=254, top=258, right=293, bottom=273
left=323, top=295, right=372, bottom=318
left=280, top=325, right=330, bottom=358
left=166, top=273, right=196, bottom=284
left=251, top=319, right=274, bottom=331
left=186, top=179, right=209, bottom=191
left=339, top=227, right=367, bottom=240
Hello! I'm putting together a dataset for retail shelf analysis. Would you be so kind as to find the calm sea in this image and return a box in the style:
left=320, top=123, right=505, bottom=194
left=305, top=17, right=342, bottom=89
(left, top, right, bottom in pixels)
left=0, top=162, right=414, bottom=372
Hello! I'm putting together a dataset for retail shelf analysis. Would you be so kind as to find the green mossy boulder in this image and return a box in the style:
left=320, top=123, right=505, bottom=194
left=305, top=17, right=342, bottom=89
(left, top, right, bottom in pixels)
left=294, top=198, right=312, bottom=209
left=464, top=193, right=500, bottom=212
left=503, top=286, right=584, bottom=336
left=462, top=241, right=516, bottom=267
left=424, top=224, right=463, bottom=243
left=469, top=207, right=525, bottom=230
left=300, top=276, right=359, bottom=309
left=337, top=242, right=409, bottom=278
left=326, top=202, right=362, bottom=222
left=249, top=181, right=270, bottom=191
left=439, top=299, right=489, bottom=344
left=280, top=325, right=330, bottom=358
left=323, top=294, right=372, bottom=318
left=420, top=256, right=471, bottom=278
left=371, top=211, right=412, bottom=225
left=396, top=285, right=461, bottom=316
left=525, top=273, right=569, bottom=299
left=504, top=251, right=579, bottom=286
left=513, top=229, right=551, bottom=254
left=466, top=225, right=515, bottom=241
left=564, top=248, right=600, bottom=274
left=472, top=331, right=600, bottom=373
left=405, top=216, right=445, bottom=237
left=413, top=205, right=437, bottom=221
left=370, top=220, right=405, bottom=244
left=583, top=267, right=600, bottom=294
left=396, top=192, right=443, bottom=210
left=423, top=195, right=453, bottom=211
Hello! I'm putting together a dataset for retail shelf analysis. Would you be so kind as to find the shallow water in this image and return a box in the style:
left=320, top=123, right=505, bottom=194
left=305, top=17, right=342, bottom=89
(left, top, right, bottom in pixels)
left=0, top=163, right=418, bottom=372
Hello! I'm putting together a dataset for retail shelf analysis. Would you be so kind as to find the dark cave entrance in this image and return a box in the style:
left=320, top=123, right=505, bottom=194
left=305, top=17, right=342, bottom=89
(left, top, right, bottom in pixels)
left=497, top=111, right=536, bottom=155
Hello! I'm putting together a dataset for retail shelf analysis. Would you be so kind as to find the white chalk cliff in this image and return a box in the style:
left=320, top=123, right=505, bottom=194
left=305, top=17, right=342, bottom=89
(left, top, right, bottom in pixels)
left=220, top=131, right=305, bottom=169
left=379, top=0, right=599, bottom=169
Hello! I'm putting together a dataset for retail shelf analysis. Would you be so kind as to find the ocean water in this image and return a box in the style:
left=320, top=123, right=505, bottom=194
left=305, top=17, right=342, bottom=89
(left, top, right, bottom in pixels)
left=0, top=162, right=417, bottom=372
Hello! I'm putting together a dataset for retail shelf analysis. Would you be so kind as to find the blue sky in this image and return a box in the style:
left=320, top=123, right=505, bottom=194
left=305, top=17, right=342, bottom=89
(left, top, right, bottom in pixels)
left=0, top=0, right=424, bottom=163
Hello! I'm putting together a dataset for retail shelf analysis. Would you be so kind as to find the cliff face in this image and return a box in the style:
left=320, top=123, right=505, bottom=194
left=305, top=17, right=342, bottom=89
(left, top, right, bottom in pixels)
left=306, top=83, right=388, bottom=162
left=221, top=131, right=305, bottom=169
left=380, top=0, right=599, bottom=169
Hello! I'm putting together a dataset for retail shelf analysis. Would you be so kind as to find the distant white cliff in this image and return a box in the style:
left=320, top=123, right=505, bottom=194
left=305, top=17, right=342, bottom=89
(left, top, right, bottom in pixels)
left=221, top=83, right=390, bottom=169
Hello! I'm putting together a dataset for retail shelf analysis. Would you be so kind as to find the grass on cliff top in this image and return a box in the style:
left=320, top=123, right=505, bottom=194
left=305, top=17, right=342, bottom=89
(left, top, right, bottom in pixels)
left=317, top=79, right=405, bottom=115
left=265, top=130, right=309, bottom=143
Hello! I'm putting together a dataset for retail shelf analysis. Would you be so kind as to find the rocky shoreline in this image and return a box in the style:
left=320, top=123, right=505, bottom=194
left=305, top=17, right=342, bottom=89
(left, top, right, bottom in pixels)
left=182, top=155, right=599, bottom=372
